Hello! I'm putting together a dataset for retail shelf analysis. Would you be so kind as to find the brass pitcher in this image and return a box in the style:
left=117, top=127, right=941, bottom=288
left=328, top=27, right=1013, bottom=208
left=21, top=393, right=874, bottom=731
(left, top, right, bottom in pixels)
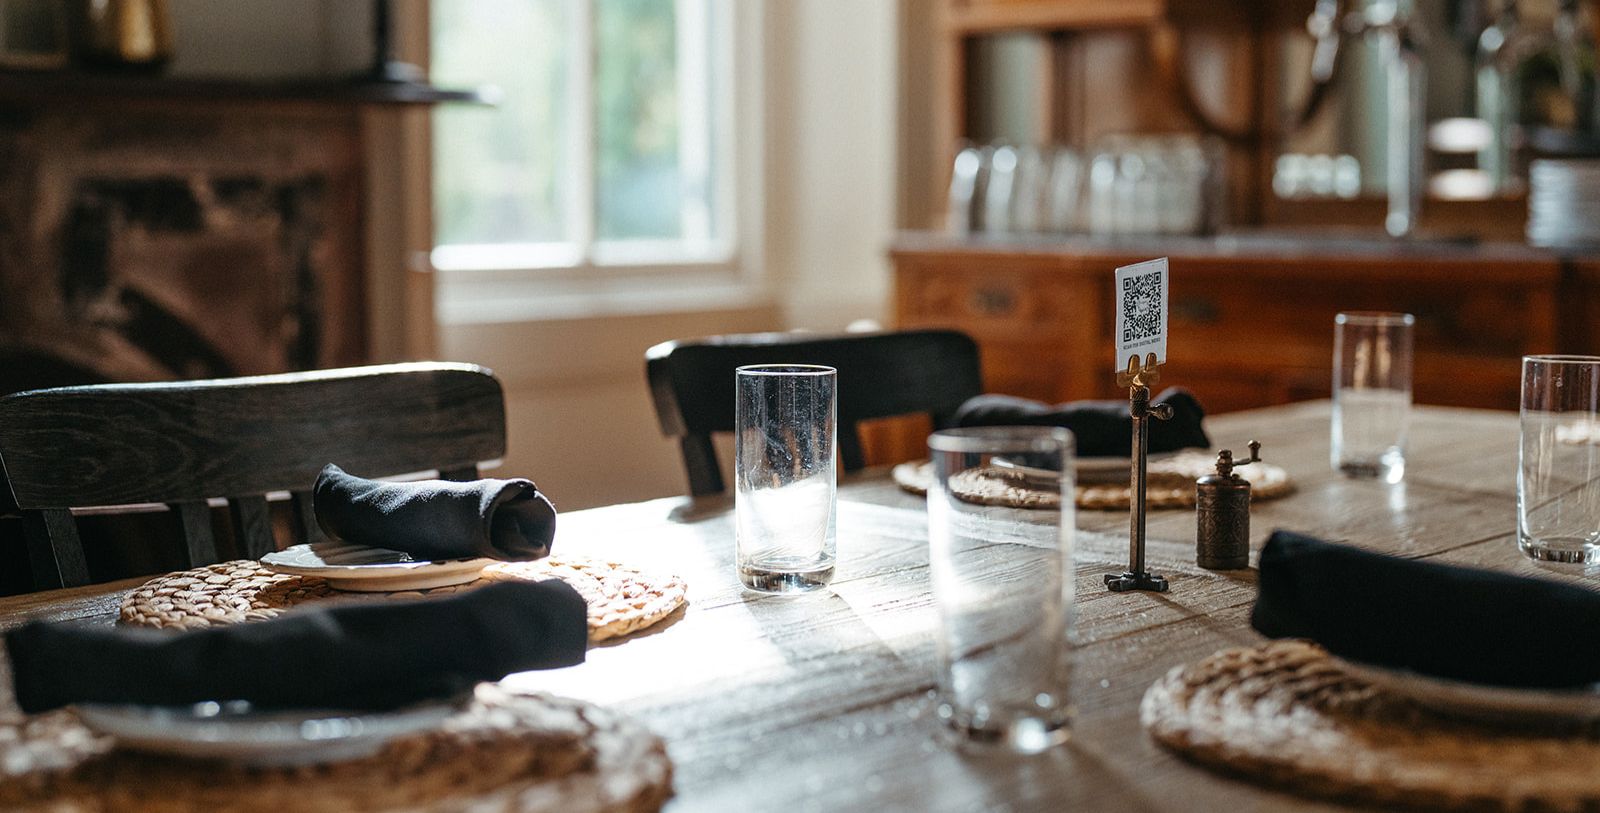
left=71, top=0, right=173, bottom=72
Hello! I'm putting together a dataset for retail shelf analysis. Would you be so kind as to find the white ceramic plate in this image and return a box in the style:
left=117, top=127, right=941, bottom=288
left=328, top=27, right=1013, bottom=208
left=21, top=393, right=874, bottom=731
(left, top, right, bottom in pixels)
left=1335, top=658, right=1600, bottom=726
left=260, top=542, right=490, bottom=592
left=992, top=452, right=1179, bottom=487
left=77, top=698, right=462, bottom=767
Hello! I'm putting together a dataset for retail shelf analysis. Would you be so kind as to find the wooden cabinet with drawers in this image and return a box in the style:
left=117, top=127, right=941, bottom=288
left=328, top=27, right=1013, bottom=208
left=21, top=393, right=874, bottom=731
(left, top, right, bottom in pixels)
left=891, top=232, right=1584, bottom=419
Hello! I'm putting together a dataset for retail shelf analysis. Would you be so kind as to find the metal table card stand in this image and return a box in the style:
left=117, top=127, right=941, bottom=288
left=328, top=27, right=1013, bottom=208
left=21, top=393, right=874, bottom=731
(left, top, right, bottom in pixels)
left=1105, top=352, right=1172, bottom=593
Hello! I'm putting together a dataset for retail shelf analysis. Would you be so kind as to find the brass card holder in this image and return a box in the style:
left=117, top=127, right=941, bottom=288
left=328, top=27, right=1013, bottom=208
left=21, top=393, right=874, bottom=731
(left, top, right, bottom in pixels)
left=1106, top=353, right=1172, bottom=593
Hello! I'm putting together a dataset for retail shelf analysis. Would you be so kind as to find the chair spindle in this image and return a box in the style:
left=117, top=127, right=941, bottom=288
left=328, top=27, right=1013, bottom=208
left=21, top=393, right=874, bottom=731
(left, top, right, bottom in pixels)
left=228, top=496, right=274, bottom=559
left=168, top=500, right=219, bottom=568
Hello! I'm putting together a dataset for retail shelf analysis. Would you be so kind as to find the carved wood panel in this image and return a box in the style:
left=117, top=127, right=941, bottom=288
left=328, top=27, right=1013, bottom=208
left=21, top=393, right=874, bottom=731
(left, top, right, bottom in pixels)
left=0, top=102, right=368, bottom=395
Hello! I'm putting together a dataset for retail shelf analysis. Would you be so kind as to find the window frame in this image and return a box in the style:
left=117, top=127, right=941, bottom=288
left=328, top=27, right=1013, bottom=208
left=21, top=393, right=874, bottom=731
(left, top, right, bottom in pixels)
left=428, top=0, right=754, bottom=314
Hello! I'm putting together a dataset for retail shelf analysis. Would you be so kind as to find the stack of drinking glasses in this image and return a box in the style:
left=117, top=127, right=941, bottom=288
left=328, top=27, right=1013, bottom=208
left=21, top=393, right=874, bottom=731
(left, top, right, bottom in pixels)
left=1083, top=135, right=1221, bottom=237
left=948, top=134, right=1221, bottom=238
left=1526, top=160, right=1600, bottom=248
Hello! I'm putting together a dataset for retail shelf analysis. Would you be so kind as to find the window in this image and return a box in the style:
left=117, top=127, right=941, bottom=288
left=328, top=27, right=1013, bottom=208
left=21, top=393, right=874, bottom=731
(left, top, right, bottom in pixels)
left=430, top=0, right=734, bottom=277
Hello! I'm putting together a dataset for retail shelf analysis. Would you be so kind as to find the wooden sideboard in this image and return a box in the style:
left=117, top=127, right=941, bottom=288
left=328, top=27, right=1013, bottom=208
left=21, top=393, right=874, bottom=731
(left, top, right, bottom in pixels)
left=890, top=231, right=1600, bottom=420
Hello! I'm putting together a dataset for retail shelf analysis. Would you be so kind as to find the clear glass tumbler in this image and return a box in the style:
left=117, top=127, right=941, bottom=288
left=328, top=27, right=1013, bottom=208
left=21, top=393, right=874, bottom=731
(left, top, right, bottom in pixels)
left=1519, top=355, right=1600, bottom=563
left=928, top=427, right=1075, bottom=754
left=734, top=364, right=837, bottom=593
left=1332, top=311, right=1414, bottom=483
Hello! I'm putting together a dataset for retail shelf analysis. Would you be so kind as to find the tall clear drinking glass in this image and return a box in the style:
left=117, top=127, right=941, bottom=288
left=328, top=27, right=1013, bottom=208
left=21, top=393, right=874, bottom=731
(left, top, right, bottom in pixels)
left=1332, top=311, right=1414, bottom=483
left=735, top=365, right=837, bottom=593
left=928, top=427, right=1075, bottom=754
left=1519, top=355, right=1600, bottom=563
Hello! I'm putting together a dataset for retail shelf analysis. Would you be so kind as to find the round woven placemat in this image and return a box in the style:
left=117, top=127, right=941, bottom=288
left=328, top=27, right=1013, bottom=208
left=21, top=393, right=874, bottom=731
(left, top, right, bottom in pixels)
left=0, top=686, right=671, bottom=813
left=482, top=558, right=687, bottom=642
left=891, top=452, right=1293, bottom=511
left=119, top=555, right=687, bottom=643
left=1142, top=640, right=1600, bottom=812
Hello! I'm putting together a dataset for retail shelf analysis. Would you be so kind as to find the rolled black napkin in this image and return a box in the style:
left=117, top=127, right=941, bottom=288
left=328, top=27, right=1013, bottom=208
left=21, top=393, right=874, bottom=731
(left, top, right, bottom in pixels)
left=1253, top=530, right=1600, bottom=689
left=6, top=579, right=587, bottom=714
left=314, top=463, right=555, bottom=562
left=953, top=387, right=1210, bottom=458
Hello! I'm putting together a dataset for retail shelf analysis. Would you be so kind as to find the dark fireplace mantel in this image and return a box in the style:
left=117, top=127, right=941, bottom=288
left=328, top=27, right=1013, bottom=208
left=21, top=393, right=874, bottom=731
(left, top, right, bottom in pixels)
left=0, top=71, right=493, bottom=107
left=0, top=72, right=484, bottom=396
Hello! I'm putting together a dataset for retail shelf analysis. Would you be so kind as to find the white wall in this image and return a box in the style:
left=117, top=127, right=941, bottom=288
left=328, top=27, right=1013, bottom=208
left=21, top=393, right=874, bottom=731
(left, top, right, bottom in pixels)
left=437, top=303, right=782, bottom=509
left=165, top=0, right=369, bottom=78
left=763, top=0, right=899, bottom=331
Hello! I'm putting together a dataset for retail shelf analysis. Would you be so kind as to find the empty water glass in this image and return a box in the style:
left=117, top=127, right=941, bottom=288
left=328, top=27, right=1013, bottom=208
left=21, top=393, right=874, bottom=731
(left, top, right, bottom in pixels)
left=1047, top=148, right=1083, bottom=232
left=928, top=427, right=1075, bottom=754
left=1012, top=145, right=1052, bottom=233
left=735, top=365, right=837, bottom=593
left=1332, top=312, right=1414, bottom=483
left=1519, top=355, right=1600, bottom=562
left=984, top=145, right=1019, bottom=233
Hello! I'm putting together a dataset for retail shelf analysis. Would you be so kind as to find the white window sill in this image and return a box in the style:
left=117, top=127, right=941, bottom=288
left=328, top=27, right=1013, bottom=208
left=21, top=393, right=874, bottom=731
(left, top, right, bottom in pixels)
left=436, top=272, right=775, bottom=326
left=435, top=274, right=783, bottom=385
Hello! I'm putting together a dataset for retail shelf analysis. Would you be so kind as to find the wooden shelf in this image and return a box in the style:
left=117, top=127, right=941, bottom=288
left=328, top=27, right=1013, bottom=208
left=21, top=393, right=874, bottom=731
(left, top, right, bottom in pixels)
left=0, top=70, right=495, bottom=107
left=942, top=0, right=1262, bottom=34
left=891, top=229, right=1590, bottom=267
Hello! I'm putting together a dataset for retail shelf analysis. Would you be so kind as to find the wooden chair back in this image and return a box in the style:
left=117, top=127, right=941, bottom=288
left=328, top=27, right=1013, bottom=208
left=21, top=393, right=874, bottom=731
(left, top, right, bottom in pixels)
left=646, top=329, right=983, bottom=496
left=0, top=363, right=506, bottom=591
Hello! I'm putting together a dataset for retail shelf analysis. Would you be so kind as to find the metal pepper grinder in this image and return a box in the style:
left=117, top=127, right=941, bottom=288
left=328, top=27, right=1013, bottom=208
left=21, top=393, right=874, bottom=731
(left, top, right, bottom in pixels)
left=1195, top=440, right=1261, bottom=570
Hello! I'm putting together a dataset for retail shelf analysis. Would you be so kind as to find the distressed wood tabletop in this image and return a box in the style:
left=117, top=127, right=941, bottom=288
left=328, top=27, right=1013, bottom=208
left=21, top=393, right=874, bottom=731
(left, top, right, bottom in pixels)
left=0, top=402, right=1575, bottom=812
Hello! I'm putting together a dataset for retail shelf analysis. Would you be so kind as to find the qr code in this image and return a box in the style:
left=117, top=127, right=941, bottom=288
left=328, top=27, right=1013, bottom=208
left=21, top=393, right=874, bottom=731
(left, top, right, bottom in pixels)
left=1120, top=272, right=1162, bottom=343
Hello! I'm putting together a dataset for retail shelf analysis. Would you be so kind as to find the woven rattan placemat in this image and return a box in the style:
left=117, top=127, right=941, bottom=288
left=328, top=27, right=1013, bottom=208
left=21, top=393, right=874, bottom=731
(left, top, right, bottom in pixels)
left=0, top=686, right=671, bottom=813
left=482, top=558, right=686, bottom=642
left=892, top=453, right=1293, bottom=511
left=119, top=555, right=687, bottom=643
left=1142, top=640, right=1600, bottom=811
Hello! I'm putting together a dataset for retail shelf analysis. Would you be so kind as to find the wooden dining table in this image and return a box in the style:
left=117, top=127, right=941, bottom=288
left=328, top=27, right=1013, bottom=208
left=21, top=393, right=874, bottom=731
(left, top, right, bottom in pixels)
left=0, top=401, right=1580, bottom=812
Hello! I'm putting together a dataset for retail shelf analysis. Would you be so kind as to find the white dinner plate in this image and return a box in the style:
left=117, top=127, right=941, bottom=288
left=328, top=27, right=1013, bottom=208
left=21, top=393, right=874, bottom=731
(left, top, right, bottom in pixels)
left=1335, top=657, right=1600, bottom=726
left=77, top=697, right=462, bottom=767
left=260, top=542, right=490, bottom=592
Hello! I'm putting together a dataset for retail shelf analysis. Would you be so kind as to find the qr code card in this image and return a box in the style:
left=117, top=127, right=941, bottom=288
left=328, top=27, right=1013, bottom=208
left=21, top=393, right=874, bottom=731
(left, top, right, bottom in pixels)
left=1114, top=258, right=1168, bottom=371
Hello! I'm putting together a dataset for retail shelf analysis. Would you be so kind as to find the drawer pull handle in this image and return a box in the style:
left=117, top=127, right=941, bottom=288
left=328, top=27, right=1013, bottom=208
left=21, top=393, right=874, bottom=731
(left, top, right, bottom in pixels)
left=1174, top=297, right=1220, bottom=324
left=971, top=288, right=1016, bottom=315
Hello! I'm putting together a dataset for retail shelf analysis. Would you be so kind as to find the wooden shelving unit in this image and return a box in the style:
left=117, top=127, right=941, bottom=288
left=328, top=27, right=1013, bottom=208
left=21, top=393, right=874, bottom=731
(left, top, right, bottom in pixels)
left=931, top=0, right=1316, bottom=230
left=879, top=0, right=1567, bottom=465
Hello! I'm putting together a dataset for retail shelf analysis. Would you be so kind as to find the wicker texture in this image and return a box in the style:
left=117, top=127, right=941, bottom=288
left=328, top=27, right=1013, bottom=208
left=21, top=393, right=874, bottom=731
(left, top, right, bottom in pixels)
left=1141, top=640, right=1600, bottom=812
left=0, top=686, right=671, bottom=813
left=119, top=556, right=687, bottom=643
left=892, top=452, right=1294, bottom=510
left=482, top=557, right=687, bottom=642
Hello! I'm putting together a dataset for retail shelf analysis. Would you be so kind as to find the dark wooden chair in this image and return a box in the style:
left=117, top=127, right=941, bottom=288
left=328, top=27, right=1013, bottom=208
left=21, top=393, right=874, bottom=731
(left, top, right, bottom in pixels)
left=645, top=329, right=983, bottom=496
left=0, top=363, right=506, bottom=592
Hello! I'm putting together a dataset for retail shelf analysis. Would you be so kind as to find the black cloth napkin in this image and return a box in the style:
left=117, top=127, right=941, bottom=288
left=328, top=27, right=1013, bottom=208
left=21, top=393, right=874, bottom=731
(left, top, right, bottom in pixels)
left=953, top=387, right=1210, bottom=458
left=1252, top=530, right=1600, bottom=689
left=6, top=579, right=587, bottom=714
left=314, top=464, right=556, bottom=562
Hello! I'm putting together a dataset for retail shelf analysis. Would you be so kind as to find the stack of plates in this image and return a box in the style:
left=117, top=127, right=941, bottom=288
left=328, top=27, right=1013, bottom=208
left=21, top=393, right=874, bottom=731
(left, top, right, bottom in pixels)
left=1528, top=159, right=1600, bottom=247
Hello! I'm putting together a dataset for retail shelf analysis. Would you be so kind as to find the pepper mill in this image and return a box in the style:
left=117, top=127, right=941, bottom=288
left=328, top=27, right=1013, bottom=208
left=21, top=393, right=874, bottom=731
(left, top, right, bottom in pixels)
left=1195, top=440, right=1261, bottom=570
